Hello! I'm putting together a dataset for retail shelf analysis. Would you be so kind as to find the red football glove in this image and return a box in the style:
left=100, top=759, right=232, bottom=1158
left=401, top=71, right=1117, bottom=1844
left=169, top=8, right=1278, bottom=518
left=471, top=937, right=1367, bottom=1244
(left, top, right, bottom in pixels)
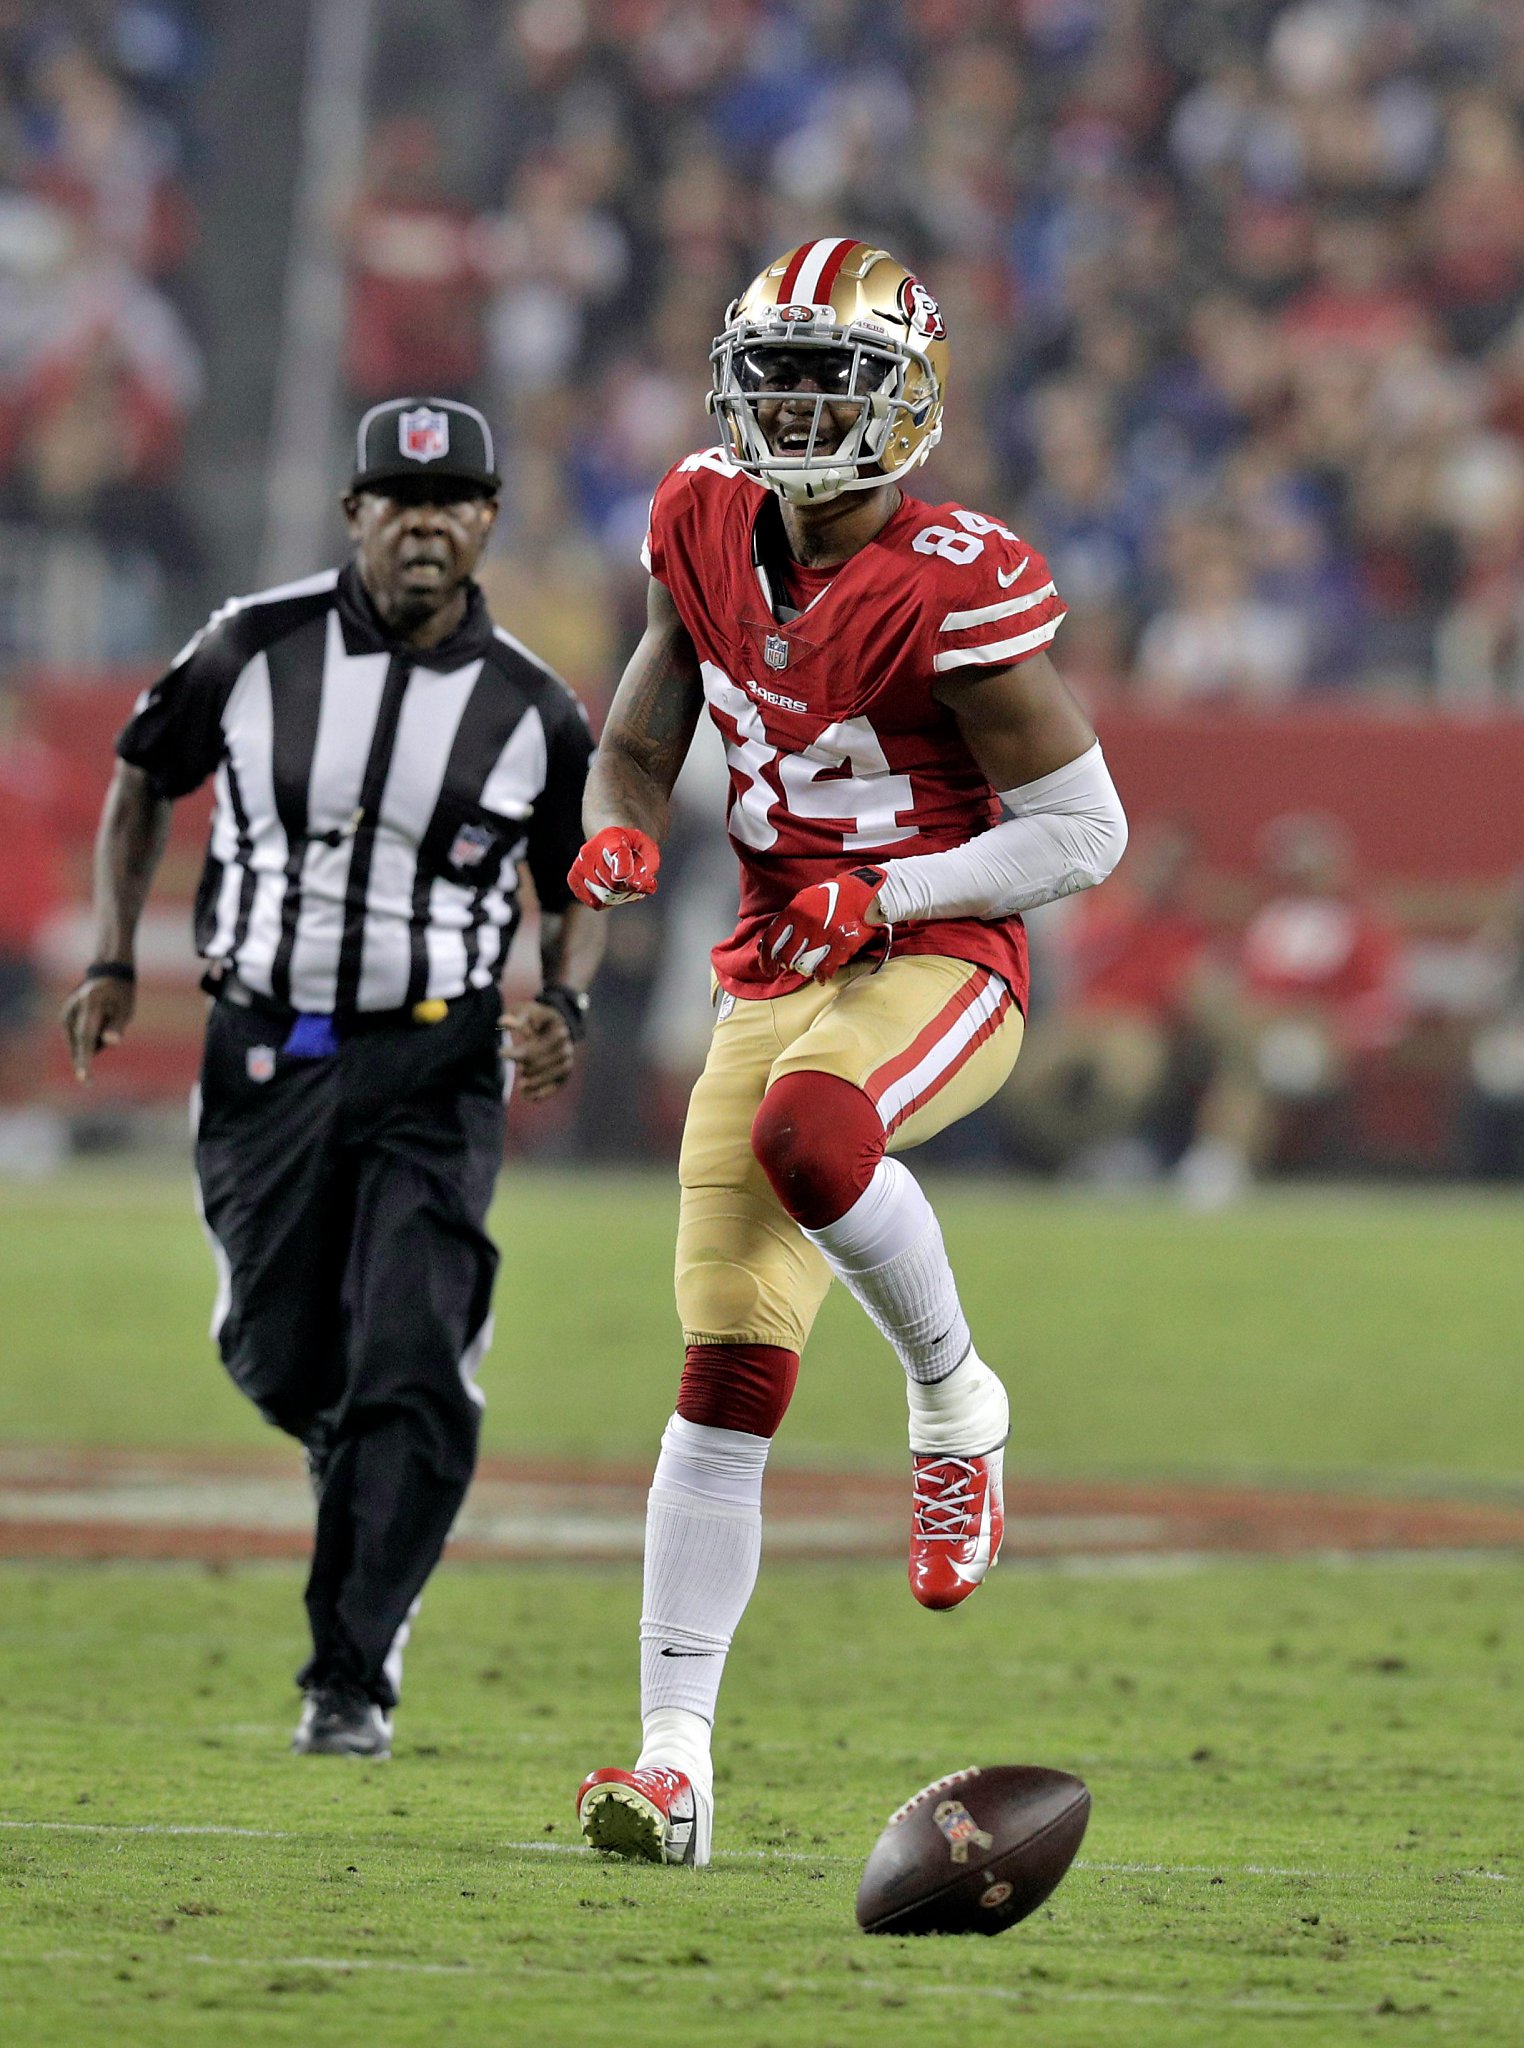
left=568, top=826, right=661, bottom=908
left=760, top=867, right=889, bottom=983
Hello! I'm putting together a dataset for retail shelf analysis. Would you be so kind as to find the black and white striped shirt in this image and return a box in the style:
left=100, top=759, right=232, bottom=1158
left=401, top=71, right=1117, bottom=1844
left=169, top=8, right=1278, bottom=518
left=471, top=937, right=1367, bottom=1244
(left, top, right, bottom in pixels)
left=118, top=563, right=593, bottom=1016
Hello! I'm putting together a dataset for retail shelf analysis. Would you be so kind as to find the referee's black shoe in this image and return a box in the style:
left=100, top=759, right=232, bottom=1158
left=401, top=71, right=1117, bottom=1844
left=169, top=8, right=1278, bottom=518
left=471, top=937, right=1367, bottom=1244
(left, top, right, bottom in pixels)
left=291, top=1684, right=393, bottom=1758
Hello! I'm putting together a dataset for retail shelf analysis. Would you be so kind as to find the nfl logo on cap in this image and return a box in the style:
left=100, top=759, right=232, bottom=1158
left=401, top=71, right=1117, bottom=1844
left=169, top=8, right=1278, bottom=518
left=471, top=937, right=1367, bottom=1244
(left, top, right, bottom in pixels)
left=399, top=407, right=449, bottom=463
left=764, top=633, right=790, bottom=670
left=353, top=397, right=500, bottom=494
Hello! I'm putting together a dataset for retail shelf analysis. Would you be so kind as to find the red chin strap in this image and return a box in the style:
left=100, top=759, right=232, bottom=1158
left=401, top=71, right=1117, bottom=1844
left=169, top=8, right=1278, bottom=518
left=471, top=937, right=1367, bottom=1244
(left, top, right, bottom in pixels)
left=677, top=1343, right=799, bottom=1439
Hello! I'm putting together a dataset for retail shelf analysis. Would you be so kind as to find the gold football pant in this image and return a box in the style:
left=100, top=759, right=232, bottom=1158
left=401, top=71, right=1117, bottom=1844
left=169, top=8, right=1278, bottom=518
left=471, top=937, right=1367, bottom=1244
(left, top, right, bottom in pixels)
left=676, top=956, right=1023, bottom=1354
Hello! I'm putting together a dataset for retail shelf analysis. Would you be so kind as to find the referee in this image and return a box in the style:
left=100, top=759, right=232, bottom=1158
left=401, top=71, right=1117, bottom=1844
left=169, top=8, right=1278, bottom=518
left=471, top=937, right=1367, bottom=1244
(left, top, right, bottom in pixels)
left=63, top=397, right=604, bottom=1758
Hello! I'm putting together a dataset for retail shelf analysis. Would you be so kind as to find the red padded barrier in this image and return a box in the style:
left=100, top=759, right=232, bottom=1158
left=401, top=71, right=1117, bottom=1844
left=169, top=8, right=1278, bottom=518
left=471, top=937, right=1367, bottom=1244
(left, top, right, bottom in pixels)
left=1096, top=708, right=1524, bottom=884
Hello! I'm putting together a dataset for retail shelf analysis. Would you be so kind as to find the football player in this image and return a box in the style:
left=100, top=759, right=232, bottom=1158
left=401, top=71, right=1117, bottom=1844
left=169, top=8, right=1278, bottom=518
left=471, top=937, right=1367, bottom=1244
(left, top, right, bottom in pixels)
left=567, top=239, right=1127, bottom=1867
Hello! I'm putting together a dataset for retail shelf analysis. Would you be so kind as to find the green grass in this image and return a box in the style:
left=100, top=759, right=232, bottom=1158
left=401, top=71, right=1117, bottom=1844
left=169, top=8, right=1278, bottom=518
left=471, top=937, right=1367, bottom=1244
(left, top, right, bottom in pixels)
left=1, top=1167, right=1521, bottom=2044
left=3, top=1556, right=1521, bottom=2047
left=3, top=1168, right=1523, bottom=1484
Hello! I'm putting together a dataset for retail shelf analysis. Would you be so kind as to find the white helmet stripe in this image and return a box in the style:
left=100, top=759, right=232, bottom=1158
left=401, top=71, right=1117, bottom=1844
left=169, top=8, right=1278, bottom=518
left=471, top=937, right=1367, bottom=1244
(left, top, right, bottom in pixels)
left=788, top=237, right=855, bottom=305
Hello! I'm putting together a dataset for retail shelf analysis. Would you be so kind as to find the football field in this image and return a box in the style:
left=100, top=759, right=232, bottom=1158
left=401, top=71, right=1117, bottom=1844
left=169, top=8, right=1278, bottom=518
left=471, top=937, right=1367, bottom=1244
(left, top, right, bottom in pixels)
left=2, top=1169, right=1521, bottom=2046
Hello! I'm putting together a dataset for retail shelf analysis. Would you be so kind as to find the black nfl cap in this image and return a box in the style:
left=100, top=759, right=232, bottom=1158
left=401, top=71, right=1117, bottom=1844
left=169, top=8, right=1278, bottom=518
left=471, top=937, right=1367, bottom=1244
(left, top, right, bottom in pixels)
left=350, top=396, right=501, bottom=494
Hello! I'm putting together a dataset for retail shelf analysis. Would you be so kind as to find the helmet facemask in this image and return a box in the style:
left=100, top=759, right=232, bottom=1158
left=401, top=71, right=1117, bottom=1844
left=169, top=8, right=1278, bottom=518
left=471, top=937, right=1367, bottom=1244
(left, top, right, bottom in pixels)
left=708, top=312, right=942, bottom=505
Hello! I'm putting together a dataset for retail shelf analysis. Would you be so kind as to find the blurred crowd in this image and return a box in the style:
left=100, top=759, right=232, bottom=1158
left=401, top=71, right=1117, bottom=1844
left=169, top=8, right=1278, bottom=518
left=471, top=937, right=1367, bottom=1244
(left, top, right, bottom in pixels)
left=1003, top=813, right=1397, bottom=1200
left=6, top=2, right=1524, bottom=701
left=345, top=0, right=1524, bottom=708
left=0, top=1, right=204, bottom=656
left=11, top=0, right=1524, bottom=1179
left=998, top=810, right=1524, bottom=1198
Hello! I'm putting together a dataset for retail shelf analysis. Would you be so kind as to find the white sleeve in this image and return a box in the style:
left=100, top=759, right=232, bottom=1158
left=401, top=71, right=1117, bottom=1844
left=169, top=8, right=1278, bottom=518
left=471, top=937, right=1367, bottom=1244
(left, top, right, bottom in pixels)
left=873, top=742, right=1127, bottom=923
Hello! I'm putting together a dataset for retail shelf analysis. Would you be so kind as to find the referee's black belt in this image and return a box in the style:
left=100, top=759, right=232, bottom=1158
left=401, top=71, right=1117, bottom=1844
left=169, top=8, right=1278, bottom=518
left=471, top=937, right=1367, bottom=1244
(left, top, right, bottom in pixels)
left=204, top=969, right=484, bottom=1041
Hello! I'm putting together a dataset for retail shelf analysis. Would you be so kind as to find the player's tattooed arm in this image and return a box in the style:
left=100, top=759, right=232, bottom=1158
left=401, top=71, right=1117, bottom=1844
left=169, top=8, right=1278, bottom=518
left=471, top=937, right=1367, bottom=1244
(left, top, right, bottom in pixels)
left=583, top=576, right=704, bottom=845
left=62, top=760, right=174, bottom=1080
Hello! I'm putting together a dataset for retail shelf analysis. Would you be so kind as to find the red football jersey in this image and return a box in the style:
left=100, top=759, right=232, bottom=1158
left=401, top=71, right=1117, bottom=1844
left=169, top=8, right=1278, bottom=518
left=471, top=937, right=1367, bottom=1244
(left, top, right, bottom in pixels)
left=645, top=448, right=1068, bottom=1003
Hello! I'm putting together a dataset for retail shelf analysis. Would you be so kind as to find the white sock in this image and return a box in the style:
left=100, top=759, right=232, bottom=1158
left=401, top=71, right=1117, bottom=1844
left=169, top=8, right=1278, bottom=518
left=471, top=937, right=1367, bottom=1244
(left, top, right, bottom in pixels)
left=638, top=1415, right=768, bottom=1748
left=905, top=1347, right=1009, bottom=1455
left=636, top=1706, right=714, bottom=1805
left=802, top=1158, right=970, bottom=1383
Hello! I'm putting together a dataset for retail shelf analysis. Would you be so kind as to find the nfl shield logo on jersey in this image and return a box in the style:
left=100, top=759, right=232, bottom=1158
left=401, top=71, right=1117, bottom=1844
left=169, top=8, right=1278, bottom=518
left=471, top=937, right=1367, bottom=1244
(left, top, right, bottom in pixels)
left=246, top=1044, right=276, bottom=1084
left=764, top=633, right=790, bottom=671
left=399, top=406, right=449, bottom=464
left=449, top=821, right=497, bottom=869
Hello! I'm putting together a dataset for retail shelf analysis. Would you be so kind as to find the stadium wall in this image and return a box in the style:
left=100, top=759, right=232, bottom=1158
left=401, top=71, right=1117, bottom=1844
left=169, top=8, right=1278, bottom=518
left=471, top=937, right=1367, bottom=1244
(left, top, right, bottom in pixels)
left=1098, top=710, right=1524, bottom=893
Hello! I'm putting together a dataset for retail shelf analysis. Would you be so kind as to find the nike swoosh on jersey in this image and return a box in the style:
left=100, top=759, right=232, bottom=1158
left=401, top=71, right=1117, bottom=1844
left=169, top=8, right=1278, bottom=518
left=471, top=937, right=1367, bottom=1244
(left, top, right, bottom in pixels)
left=996, top=557, right=1030, bottom=588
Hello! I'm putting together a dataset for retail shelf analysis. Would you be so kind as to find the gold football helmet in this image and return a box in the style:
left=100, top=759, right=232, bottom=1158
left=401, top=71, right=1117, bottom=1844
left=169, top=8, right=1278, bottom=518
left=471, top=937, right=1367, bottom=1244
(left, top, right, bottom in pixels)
left=709, top=238, right=949, bottom=504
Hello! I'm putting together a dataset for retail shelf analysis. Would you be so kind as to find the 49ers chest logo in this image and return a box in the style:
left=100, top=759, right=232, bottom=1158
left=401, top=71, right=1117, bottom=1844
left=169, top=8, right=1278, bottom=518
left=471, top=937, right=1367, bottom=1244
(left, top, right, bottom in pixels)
left=897, top=275, right=946, bottom=342
left=933, top=1798, right=994, bottom=1863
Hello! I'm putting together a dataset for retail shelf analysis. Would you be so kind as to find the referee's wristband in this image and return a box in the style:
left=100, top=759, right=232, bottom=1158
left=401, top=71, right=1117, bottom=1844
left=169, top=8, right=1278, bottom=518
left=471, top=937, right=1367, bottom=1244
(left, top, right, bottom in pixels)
left=536, top=983, right=589, bottom=1042
left=84, top=960, right=136, bottom=984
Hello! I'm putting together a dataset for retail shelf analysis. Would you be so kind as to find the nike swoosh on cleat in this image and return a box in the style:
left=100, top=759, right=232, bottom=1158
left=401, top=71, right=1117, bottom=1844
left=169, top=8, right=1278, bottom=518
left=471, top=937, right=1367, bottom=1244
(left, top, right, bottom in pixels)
left=659, top=1647, right=718, bottom=1658
left=996, top=557, right=1030, bottom=587
left=950, top=1489, right=994, bottom=1585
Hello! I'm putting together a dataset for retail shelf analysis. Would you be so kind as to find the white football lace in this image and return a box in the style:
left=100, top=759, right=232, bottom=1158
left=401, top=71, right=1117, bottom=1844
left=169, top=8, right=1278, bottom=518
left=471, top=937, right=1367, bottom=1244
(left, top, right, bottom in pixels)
left=912, top=1457, right=982, bottom=1541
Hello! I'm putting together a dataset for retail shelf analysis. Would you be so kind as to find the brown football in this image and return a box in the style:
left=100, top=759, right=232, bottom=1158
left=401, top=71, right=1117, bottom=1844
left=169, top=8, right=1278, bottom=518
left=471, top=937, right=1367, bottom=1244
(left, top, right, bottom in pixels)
left=855, top=1764, right=1090, bottom=1936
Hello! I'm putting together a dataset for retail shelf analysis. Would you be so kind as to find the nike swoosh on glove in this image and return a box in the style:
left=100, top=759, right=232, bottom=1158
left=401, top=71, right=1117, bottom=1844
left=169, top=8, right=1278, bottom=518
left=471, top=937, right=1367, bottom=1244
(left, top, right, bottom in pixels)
left=760, top=867, right=888, bottom=982
left=568, top=827, right=661, bottom=907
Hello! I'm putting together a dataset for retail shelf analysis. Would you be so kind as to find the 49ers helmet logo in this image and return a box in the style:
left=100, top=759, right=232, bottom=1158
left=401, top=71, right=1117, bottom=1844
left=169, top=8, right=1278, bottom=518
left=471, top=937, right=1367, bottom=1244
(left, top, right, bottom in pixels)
left=897, top=275, right=947, bottom=342
left=777, top=304, right=818, bottom=323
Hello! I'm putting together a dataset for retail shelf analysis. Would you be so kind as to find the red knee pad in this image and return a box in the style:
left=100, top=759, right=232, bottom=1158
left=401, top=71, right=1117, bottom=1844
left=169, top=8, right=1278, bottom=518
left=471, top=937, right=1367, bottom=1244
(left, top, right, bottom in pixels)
left=677, top=1343, right=799, bottom=1438
left=751, top=1069, right=885, bottom=1229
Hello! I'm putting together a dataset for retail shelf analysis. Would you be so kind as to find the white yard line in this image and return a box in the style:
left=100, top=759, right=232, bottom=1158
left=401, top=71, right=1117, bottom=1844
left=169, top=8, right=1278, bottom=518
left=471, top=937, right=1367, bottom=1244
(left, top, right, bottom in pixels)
left=0, top=1820, right=839, bottom=1863
left=0, top=1818, right=295, bottom=1838
left=2, top=1819, right=1512, bottom=1883
left=1084, top=1857, right=1514, bottom=1882
left=10, top=1949, right=470, bottom=1977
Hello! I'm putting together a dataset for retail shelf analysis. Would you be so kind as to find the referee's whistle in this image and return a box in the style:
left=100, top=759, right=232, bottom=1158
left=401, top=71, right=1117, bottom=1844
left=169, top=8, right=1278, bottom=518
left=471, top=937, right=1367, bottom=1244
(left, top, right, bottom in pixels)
left=316, top=808, right=364, bottom=848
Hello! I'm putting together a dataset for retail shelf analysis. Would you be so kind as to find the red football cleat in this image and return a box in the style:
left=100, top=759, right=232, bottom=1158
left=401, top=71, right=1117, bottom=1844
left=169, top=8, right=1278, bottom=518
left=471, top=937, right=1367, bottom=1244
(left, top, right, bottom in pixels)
left=577, top=1766, right=711, bottom=1867
left=908, top=1449, right=1004, bottom=1610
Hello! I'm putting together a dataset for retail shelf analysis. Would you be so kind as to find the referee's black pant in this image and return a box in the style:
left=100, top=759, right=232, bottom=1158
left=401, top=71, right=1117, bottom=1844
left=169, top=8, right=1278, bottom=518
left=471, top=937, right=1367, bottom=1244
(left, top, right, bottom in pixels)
left=195, top=988, right=504, bottom=1708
